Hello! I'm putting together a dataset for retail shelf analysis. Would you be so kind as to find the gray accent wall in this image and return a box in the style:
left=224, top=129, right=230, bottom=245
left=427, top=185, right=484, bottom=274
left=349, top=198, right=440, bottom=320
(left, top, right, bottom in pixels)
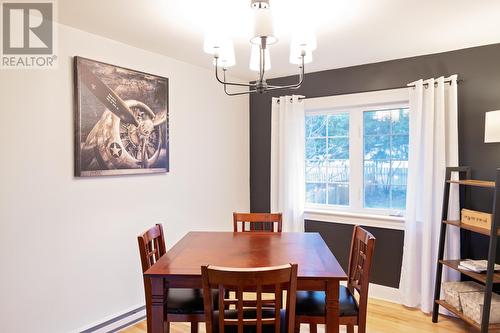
left=306, top=221, right=403, bottom=288
left=250, top=43, right=500, bottom=288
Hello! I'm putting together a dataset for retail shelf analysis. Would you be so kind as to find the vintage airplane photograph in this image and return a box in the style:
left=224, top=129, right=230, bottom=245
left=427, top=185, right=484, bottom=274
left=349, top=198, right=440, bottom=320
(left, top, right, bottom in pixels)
left=74, top=56, right=169, bottom=176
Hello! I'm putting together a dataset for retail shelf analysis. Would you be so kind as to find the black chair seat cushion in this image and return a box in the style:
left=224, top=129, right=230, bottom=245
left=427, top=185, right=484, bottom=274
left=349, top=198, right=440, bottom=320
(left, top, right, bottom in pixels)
left=166, top=288, right=218, bottom=315
left=296, top=285, right=359, bottom=317
left=212, top=308, right=288, bottom=333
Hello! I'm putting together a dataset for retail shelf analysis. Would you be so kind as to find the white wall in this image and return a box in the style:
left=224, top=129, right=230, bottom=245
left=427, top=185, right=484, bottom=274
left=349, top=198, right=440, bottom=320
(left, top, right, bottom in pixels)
left=0, top=24, right=249, bottom=333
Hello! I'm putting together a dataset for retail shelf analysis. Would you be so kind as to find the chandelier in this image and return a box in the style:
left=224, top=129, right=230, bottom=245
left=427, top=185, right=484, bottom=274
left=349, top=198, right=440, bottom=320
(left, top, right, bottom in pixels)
left=203, top=0, right=316, bottom=96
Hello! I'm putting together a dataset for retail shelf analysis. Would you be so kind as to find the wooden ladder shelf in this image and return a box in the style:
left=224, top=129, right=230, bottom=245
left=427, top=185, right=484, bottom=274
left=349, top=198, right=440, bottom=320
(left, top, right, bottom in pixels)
left=433, top=167, right=500, bottom=332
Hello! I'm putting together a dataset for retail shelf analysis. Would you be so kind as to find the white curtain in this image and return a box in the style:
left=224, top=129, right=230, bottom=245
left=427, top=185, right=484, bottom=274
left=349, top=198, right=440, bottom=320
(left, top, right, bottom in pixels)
left=400, top=75, right=460, bottom=313
left=270, top=95, right=305, bottom=232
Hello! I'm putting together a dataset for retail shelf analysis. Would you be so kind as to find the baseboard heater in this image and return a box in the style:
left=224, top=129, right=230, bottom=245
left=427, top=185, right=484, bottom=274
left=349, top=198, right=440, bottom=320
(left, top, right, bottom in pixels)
left=79, top=305, right=145, bottom=333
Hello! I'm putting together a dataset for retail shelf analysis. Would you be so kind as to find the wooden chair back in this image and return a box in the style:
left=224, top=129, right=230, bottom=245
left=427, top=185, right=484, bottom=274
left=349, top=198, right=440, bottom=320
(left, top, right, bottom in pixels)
left=138, top=223, right=167, bottom=273
left=347, top=226, right=376, bottom=327
left=233, top=212, right=283, bottom=232
left=201, top=264, right=298, bottom=333
left=137, top=224, right=167, bottom=332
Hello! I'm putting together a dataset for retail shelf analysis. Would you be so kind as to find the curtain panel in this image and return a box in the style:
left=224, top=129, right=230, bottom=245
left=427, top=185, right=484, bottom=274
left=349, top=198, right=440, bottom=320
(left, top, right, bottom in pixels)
left=270, top=95, right=305, bottom=232
left=400, top=75, right=460, bottom=313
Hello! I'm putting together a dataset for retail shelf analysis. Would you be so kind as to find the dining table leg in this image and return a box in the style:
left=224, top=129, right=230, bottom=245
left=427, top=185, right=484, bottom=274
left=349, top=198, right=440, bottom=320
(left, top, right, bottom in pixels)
left=150, top=277, right=166, bottom=333
left=325, top=279, right=340, bottom=333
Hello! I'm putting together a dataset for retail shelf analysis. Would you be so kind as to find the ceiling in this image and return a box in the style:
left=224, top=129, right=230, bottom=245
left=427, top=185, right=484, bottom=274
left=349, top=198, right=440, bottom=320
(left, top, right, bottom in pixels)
left=58, top=0, right=500, bottom=80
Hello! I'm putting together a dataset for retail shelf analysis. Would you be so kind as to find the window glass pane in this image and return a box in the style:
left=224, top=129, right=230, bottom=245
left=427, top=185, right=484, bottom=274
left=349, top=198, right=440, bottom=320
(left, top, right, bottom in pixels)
left=306, top=115, right=327, bottom=137
left=328, top=184, right=349, bottom=206
left=363, top=107, right=409, bottom=210
left=306, top=183, right=327, bottom=204
left=328, top=137, right=349, bottom=159
left=392, top=109, right=410, bottom=135
left=390, top=161, right=408, bottom=186
left=327, top=160, right=349, bottom=183
left=305, top=113, right=349, bottom=207
left=364, top=110, right=391, bottom=135
left=305, top=160, right=327, bottom=182
left=328, top=114, right=349, bottom=136
left=364, top=161, right=390, bottom=186
left=391, top=186, right=407, bottom=210
left=391, top=135, right=409, bottom=160
left=306, top=138, right=327, bottom=159
left=364, top=135, right=390, bottom=160
left=364, top=185, right=390, bottom=208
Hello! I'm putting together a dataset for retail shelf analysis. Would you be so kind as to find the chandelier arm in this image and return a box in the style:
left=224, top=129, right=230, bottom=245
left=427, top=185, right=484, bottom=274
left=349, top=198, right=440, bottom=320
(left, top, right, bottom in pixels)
left=222, top=69, right=257, bottom=95
left=224, top=89, right=258, bottom=96
left=266, top=83, right=300, bottom=89
left=265, top=77, right=303, bottom=91
left=264, top=58, right=305, bottom=91
left=265, top=72, right=304, bottom=89
left=214, top=59, right=256, bottom=88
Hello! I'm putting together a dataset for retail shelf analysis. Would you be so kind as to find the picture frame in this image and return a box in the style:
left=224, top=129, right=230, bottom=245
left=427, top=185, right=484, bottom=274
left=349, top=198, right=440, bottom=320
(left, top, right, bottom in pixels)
left=74, top=56, right=169, bottom=177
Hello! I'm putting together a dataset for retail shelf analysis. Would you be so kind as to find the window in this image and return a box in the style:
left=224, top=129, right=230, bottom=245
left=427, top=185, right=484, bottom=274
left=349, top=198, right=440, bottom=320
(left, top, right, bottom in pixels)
left=304, top=89, right=409, bottom=217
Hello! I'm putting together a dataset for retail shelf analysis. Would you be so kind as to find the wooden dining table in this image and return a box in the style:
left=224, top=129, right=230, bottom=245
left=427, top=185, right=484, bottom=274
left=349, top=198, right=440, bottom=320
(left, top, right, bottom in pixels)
left=144, top=231, right=347, bottom=333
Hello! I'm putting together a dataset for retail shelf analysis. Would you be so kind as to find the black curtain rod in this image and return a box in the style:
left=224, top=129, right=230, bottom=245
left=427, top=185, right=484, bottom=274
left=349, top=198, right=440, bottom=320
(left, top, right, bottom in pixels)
left=273, top=79, right=462, bottom=103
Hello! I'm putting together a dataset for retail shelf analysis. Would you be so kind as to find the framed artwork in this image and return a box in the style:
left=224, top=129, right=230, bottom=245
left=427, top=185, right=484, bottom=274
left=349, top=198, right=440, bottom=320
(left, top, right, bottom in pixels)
left=74, top=56, right=169, bottom=176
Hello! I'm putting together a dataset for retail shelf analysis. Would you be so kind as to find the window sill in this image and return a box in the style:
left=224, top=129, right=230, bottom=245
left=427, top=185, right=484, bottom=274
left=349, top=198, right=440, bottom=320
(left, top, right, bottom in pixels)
left=304, top=208, right=405, bottom=231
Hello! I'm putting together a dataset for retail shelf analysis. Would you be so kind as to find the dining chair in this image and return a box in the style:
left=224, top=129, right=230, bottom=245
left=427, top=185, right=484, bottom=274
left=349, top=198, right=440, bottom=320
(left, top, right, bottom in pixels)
left=294, top=226, right=376, bottom=333
left=201, top=263, right=298, bottom=333
left=233, top=212, right=283, bottom=232
left=138, top=223, right=212, bottom=333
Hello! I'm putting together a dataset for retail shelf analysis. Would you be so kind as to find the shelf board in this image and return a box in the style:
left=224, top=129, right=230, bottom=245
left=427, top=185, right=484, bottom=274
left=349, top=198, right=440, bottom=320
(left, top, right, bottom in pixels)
left=447, top=179, right=496, bottom=188
left=439, top=260, right=500, bottom=284
left=436, top=300, right=500, bottom=330
left=443, top=220, right=500, bottom=236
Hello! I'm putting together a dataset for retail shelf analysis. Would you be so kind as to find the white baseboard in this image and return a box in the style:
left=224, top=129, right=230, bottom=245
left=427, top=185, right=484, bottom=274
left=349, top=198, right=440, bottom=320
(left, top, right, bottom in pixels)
left=339, top=281, right=401, bottom=304
left=73, top=303, right=145, bottom=333
left=366, top=283, right=456, bottom=317
left=368, top=283, right=401, bottom=304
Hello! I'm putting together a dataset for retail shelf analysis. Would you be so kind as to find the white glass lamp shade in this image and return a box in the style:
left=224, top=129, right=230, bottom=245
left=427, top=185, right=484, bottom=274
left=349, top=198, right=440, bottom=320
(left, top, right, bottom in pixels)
left=249, top=44, right=271, bottom=71
left=485, top=110, right=500, bottom=143
left=289, top=46, right=313, bottom=65
left=251, top=8, right=277, bottom=45
left=289, top=30, right=316, bottom=65
left=203, top=33, right=221, bottom=55
left=291, top=31, right=317, bottom=52
left=205, top=38, right=236, bottom=68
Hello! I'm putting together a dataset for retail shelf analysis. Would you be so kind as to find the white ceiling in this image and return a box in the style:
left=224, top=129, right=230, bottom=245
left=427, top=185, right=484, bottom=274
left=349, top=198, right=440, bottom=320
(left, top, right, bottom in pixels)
left=58, top=0, right=500, bottom=80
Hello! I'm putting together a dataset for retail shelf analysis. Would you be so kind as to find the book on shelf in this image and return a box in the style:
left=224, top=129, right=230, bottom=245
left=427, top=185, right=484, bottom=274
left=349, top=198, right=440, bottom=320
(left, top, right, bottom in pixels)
left=459, top=259, right=500, bottom=273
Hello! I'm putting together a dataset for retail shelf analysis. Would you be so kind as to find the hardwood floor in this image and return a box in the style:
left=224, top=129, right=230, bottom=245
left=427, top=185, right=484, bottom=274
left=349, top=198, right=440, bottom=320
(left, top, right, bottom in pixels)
left=122, top=298, right=470, bottom=333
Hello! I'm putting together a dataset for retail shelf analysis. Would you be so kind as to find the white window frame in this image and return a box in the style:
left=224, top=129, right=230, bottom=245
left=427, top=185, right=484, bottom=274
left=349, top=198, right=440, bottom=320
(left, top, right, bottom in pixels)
left=304, top=88, right=409, bottom=230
